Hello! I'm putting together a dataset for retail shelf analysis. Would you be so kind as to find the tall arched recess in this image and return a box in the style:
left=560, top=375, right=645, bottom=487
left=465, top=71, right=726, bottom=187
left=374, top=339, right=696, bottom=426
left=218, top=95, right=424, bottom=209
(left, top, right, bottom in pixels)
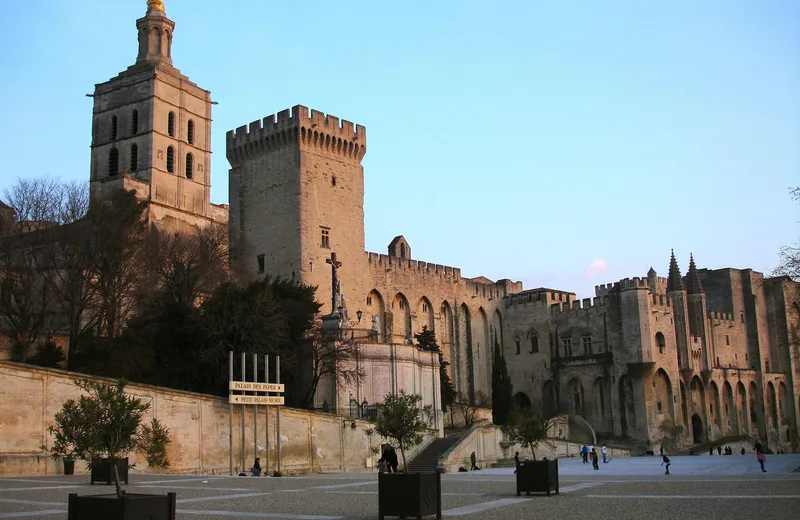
left=391, top=292, right=412, bottom=344
left=458, top=303, right=474, bottom=403
left=415, top=296, right=434, bottom=338
left=492, top=309, right=504, bottom=350
left=542, top=380, right=557, bottom=416
left=477, top=307, right=490, bottom=397
left=366, top=289, right=386, bottom=343
left=618, top=375, right=635, bottom=437
left=440, top=301, right=456, bottom=388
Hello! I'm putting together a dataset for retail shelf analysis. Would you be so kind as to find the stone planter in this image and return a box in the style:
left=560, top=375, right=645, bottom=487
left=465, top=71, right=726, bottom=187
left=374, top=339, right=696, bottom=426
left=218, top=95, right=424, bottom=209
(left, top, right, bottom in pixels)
left=63, top=458, right=75, bottom=476
left=90, top=457, right=129, bottom=485
left=378, top=472, right=441, bottom=520
left=68, top=492, right=176, bottom=520
left=516, top=459, right=559, bottom=496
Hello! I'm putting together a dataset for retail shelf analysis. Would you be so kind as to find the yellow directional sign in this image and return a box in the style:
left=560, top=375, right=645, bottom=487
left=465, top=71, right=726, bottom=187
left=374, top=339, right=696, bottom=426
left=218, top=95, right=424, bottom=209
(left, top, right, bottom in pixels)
left=229, top=395, right=284, bottom=405
left=229, top=381, right=284, bottom=393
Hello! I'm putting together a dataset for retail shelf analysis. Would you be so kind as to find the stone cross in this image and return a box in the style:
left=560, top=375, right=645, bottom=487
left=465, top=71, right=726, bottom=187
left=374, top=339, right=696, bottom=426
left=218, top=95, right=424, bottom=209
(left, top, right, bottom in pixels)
left=326, top=252, right=342, bottom=314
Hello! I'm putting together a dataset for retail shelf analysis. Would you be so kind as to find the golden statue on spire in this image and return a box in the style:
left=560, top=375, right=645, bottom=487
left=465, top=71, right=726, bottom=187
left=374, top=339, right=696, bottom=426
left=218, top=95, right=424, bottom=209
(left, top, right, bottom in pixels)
left=147, top=0, right=165, bottom=12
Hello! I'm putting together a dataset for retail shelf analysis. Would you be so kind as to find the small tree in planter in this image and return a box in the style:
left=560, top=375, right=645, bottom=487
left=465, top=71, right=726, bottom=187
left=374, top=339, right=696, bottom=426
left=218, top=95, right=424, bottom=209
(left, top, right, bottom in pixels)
left=371, top=391, right=441, bottom=520
left=47, top=378, right=174, bottom=519
left=501, top=410, right=559, bottom=496
left=43, top=400, right=80, bottom=475
left=373, top=390, right=433, bottom=470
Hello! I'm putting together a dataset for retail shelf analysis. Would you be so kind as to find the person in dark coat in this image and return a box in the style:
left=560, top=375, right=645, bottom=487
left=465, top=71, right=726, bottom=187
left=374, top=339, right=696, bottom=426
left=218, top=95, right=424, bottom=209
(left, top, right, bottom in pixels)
left=591, top=449, right=599, bottom=470
left=389, top=447, right=399, bottom=473
left=514, top=451, right=520, bottom=474
left=250, top=458, right=261, bottom=476
left=661, top=454, right=671, bottom=475
left=470, top=451, right=477, bottom=471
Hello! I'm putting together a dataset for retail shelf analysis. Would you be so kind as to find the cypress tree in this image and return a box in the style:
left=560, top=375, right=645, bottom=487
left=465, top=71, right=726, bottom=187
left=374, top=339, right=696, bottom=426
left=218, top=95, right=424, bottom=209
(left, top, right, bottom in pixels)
left=492, top=339, right=513, bottom=425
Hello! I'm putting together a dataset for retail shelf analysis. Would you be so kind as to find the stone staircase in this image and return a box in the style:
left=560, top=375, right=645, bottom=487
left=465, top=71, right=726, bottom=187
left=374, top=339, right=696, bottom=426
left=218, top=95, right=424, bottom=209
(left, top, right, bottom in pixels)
left=405, top=437, right=461, bottom=473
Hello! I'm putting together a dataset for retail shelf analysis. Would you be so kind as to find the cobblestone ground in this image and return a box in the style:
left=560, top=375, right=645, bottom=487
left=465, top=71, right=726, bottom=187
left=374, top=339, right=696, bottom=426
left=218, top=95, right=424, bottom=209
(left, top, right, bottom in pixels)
left=1, top=455, right=799, bottom=519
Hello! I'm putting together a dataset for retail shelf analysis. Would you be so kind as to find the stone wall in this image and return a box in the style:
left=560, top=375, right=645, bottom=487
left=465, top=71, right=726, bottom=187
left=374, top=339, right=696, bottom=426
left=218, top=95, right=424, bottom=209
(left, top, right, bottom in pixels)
left=0, top=361, right=436, bottom=476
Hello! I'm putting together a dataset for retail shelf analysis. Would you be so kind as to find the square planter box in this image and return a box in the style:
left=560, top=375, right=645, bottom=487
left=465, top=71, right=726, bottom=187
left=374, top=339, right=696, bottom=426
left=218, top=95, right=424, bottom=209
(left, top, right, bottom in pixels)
left=63, top=458, right=76, bottom=475
left=68, top=492, right=176, bottom=520
left=516, top=459, right=559, bottom=496
left=90, top=457, right=129, bottom=485
left=379, top=471, right=442, bottom=520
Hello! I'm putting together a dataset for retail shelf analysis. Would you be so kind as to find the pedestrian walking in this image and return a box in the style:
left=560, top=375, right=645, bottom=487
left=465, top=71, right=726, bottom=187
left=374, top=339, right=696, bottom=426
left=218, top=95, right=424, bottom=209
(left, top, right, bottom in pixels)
left=513, top=451, right=520, bottom=474
left=756, top=449, right=766, bottom=473
left=601, top=444, right=608, bottom=463
left=581, top=444, right=588, bottom=463
left=591, top=449, right=599, bottom=470
left=661, top=454, right=671, bottom=475
left=470, top=451, right=477, bottom=471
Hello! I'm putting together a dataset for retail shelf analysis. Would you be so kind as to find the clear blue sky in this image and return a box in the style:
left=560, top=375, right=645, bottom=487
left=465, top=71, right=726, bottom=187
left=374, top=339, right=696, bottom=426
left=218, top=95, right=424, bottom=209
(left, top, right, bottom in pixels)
left=1, top=0, right=797, bottom=298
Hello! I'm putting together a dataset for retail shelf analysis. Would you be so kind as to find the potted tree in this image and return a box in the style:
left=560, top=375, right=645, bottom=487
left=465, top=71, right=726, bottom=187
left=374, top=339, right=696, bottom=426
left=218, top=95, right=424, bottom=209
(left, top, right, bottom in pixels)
left=47, top=378, right=174, bottom=520
left=501, top=410, right=558, bottom=496
left=371, top=390, right=441, bottom=520
left=42, top=399, right=80, bottom=475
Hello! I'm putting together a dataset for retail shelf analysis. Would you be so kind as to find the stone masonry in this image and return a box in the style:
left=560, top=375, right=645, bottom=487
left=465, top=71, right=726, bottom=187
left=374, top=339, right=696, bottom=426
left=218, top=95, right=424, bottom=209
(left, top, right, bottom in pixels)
left=85, top=2, right=800, bottom=451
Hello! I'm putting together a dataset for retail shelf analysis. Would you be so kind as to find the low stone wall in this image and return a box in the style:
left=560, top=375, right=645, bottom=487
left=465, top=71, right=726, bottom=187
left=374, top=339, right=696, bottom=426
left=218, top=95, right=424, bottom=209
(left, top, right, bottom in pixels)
left=0, top=361, right=436, bottom=476
left=438, top=423, right=630, bottom=473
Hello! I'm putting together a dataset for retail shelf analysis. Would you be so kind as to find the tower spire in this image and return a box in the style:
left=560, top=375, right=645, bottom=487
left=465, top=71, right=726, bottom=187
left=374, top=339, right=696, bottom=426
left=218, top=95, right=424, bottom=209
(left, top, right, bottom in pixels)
left=686, top=253, right=704, bottom=294
left=137, top=0, right=174, bottom=66
left=667, top=249, right=685, bottom=292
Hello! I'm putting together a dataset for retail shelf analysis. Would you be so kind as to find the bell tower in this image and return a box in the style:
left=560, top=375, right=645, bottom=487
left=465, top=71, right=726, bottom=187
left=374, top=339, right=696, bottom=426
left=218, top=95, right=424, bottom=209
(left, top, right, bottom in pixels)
left=89, top=1, right=225, bottom=230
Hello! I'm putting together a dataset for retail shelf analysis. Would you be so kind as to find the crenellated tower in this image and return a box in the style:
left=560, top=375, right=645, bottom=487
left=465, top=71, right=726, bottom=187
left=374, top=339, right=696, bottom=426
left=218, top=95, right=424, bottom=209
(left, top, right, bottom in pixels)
left=667, top=250, right=691, bottom=373
left=89, top=0, right=224, bottom=230
left=226, top=106, right=367, bottom=314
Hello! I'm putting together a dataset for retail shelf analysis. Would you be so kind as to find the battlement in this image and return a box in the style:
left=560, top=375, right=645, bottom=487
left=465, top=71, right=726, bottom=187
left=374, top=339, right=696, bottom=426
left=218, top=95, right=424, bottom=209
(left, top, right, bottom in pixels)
left=550, top=296, right=609, bottom=315
left=619, top=277, right=648, bottom=290
left=595, top=282, right=617, bottom=297
left=709, top=311, right=735, bottom=323
left=367, top=252, right=461, bottom=281
left=226, top=105, right=366, bottom=165
left=506, top=288, right=575, bottom=308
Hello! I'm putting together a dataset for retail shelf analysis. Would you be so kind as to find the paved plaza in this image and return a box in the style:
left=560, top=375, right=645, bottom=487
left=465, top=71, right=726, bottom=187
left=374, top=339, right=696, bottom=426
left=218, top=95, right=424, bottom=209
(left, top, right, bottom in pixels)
left=1, top=455, right=799, bottom=519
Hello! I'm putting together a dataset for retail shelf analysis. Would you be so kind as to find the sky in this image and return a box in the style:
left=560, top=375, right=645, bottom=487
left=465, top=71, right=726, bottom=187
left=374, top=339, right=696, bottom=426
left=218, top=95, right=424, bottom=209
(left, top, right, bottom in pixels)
left=0, top=0, right=797, bottom=299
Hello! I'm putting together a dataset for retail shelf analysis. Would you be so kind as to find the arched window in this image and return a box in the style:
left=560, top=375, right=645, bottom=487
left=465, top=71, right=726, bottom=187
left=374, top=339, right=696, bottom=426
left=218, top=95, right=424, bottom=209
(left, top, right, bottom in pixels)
left=110, top=115, right=118, bottom=140
left=166, top=146, right=174, bottom=173
left=168, top=111, right=175, bottom=137
left=656, top=332, right=666, bottom=354
left=187, top=119, right=194, bottom=144
left=129, top=144, right=138, bottom=171
left=131, top=109, right=139, bottom=135
left=108, top=148, right=119, bottom=176
left=185, top=153, right=193, bottom=179
left=529, top=331, right=539, bottom=353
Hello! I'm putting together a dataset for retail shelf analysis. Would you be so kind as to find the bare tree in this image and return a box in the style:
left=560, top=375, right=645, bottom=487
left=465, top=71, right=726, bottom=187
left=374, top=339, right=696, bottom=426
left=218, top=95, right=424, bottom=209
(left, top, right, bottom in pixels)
left=0, top=178, right=68, bottom=359
left=85, top=190, right=149, bottom=338
left=773, top=187, right=799, bottom=282
left=454, top=390, right=490, bottom=427
left=297, top=320, right=366, bottom=410
left=148, top=222, right=228, bottom=306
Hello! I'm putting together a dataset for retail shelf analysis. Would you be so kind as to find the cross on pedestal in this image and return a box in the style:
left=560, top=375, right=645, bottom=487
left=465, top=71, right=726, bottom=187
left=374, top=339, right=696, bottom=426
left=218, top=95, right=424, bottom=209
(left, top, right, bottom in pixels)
left=326, top=252, right=342, bottom=314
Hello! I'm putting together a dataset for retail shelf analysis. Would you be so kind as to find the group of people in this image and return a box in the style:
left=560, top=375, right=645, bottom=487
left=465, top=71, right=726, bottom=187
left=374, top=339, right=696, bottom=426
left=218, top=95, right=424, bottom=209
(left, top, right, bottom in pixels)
left=579, top=444, right=608, bottom=470
left=377, top=446, right=399, bottom=473
left=710, top=445, right=743, bottom=456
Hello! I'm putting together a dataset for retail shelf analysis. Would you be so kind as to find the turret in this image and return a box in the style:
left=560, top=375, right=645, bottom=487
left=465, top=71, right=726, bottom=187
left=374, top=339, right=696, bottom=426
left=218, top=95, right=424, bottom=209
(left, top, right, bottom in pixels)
left=666, top=250, right=691, bottom=371
left=685, top=253, right=710, bottom=370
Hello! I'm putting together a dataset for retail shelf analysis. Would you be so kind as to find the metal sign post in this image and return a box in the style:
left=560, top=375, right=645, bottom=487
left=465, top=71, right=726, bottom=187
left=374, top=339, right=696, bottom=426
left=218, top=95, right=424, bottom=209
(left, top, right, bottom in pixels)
left=228, top=351, right=233, bottom=476
left=228, top=354, right=284, bottom=477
